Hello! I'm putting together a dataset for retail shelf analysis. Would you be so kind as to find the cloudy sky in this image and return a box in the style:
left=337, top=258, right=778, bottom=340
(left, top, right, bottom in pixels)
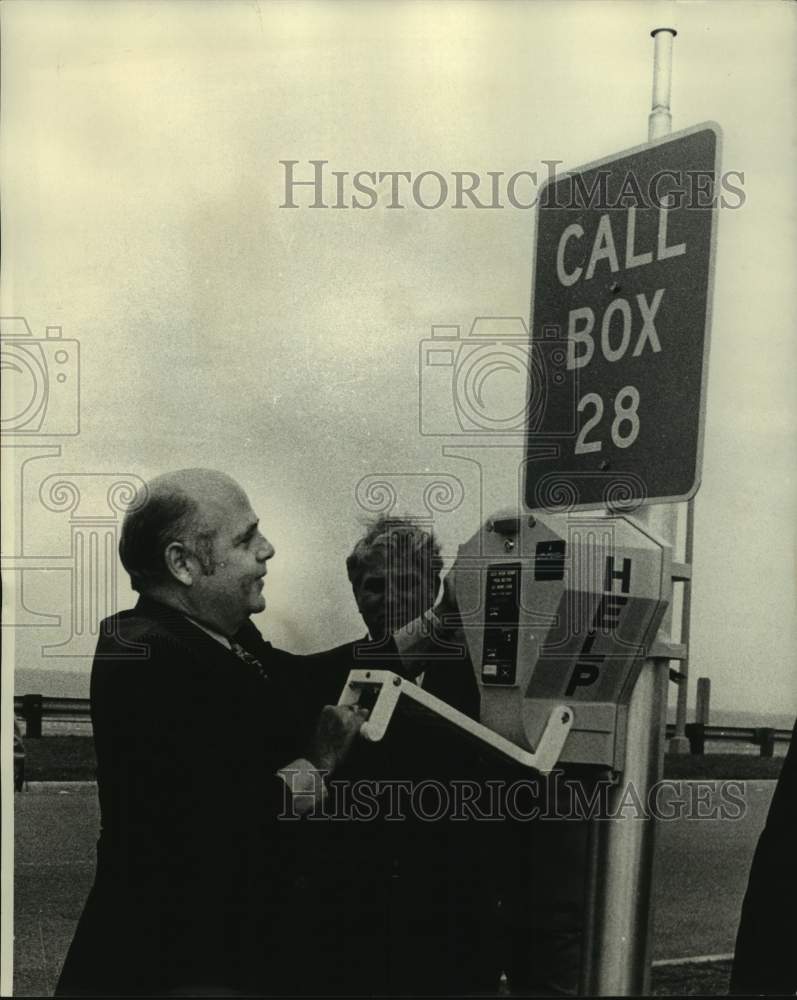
left=2, top=0, right=795, bottom=719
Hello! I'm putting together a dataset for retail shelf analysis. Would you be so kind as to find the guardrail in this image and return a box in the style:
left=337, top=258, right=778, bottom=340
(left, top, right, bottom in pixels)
left=14, top=695, right=793, bottom=757
left=666, top=722, right=792, bottom=757
left=14, top=695, right=91, bottom=737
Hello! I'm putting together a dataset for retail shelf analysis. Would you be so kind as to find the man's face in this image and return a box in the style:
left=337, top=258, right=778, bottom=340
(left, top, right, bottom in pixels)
left=352, top=547, right=438, bottom=639
left=188, top=484, right=275, bottom=636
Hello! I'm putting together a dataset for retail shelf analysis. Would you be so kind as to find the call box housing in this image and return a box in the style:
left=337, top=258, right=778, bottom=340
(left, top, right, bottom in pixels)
left=452, top=510, right=671, bottom=770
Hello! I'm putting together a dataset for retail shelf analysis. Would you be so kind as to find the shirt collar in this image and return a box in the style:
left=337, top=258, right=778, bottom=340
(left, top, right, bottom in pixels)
left=184, top=615, right=232, bottom=650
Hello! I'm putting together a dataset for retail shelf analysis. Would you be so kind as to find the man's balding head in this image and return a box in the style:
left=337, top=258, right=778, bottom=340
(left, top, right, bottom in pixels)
left=120, top=468, right=246, bottom=593
left=119, top=467, right=274, bottom=635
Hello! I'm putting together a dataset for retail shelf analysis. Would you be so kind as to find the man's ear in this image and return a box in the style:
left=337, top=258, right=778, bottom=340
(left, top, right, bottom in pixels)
left=164, top=541, right=195, bottom=586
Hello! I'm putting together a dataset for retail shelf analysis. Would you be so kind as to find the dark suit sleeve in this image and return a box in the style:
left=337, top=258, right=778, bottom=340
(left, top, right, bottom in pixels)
left=730, top=718, right=797, bottom=995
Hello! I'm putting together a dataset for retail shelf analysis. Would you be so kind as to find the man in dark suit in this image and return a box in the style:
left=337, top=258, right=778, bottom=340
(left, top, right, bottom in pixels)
left=391, top=544, right=591, bottom=997
left=56, top=468, right=367, bottom=998
left=298, top=518, right=492, bottom=996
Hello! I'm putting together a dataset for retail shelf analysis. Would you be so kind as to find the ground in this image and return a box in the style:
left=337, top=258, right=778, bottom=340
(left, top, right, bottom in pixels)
left=18, top=734, right=787, bottom=783
left=13, top=741, right=781, bottom=996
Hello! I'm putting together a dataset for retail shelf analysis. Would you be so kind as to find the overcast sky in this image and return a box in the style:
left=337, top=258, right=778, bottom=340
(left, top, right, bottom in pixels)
left=2, top=0, right=795, bottom=718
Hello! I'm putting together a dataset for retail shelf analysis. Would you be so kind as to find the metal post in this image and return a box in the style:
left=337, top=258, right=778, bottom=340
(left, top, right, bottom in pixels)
left=685, top=723, right=705, bottom=755
left=696, top=677, right=711, bottom=725
left=639, top=16, right=681, bottom=732
left=583, top=28, right=681, bottom=994
left=756, top=729, right=775, bottom=759
left=21, top=694, right=43, bottom=739
left=648, top=28, right=677, bottom=141
left=669, top=501, right=694, bottom=753
left=584, top=658, right=670, bottom=994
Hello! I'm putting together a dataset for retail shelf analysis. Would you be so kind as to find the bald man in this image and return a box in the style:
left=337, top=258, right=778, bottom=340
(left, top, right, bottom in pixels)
left=56, top=469, right=367, bottom=998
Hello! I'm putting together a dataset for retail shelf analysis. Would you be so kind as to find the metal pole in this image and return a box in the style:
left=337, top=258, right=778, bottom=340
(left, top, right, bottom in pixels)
left=648, top=28, right=677, bottom=141
left=641, top=25, right=682, bottom=749
left=586, top=657, right=670, bottom=995
left=696, top=677, right=711, bottom=725
left=640, top=27, right=680, bottom=730
left=670, top=501, right=694, bottom=752
left=650, top=24, right=696, bottom=758
left=22, top=694, right=43, bottom=739
left=584, top=27, right=681, bottom=995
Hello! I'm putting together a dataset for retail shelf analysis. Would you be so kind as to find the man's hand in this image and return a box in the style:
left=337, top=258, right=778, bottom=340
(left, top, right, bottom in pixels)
left=309, top=703, right=370, bottom=775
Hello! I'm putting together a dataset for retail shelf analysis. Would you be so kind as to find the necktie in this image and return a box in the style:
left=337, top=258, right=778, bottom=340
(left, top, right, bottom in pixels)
left=230, top=641, right=270, bottom=683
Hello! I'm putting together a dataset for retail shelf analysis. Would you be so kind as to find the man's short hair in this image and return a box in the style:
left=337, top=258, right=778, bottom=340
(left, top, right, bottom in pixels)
left=346, top=516, right=443, bottom=585
left=119, top=484, right=216, bottom=593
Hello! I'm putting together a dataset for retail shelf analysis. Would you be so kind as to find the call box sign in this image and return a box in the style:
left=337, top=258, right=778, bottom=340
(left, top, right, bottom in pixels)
left=524, top=122, right=721, bottom=511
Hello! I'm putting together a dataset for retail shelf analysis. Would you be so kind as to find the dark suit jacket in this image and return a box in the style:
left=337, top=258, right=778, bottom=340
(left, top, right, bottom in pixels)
left=293, top=636, right=493, bottom=996
left=730, top=716, right=797, bottom=995
left=56, top=597, right=325, bottom=997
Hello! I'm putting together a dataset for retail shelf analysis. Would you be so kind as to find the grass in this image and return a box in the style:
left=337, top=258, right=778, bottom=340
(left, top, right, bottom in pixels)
left=18, top=735, right=786, bottom=783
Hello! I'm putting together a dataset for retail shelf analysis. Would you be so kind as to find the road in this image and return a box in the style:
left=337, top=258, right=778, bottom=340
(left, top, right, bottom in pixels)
left=13, top=780, right=774, bottom=996
left=651, top=780, right=772, bottom=960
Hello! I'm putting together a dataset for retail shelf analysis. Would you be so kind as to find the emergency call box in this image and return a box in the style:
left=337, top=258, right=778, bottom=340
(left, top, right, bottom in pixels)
left=453, top=510, right=671, bottom=770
